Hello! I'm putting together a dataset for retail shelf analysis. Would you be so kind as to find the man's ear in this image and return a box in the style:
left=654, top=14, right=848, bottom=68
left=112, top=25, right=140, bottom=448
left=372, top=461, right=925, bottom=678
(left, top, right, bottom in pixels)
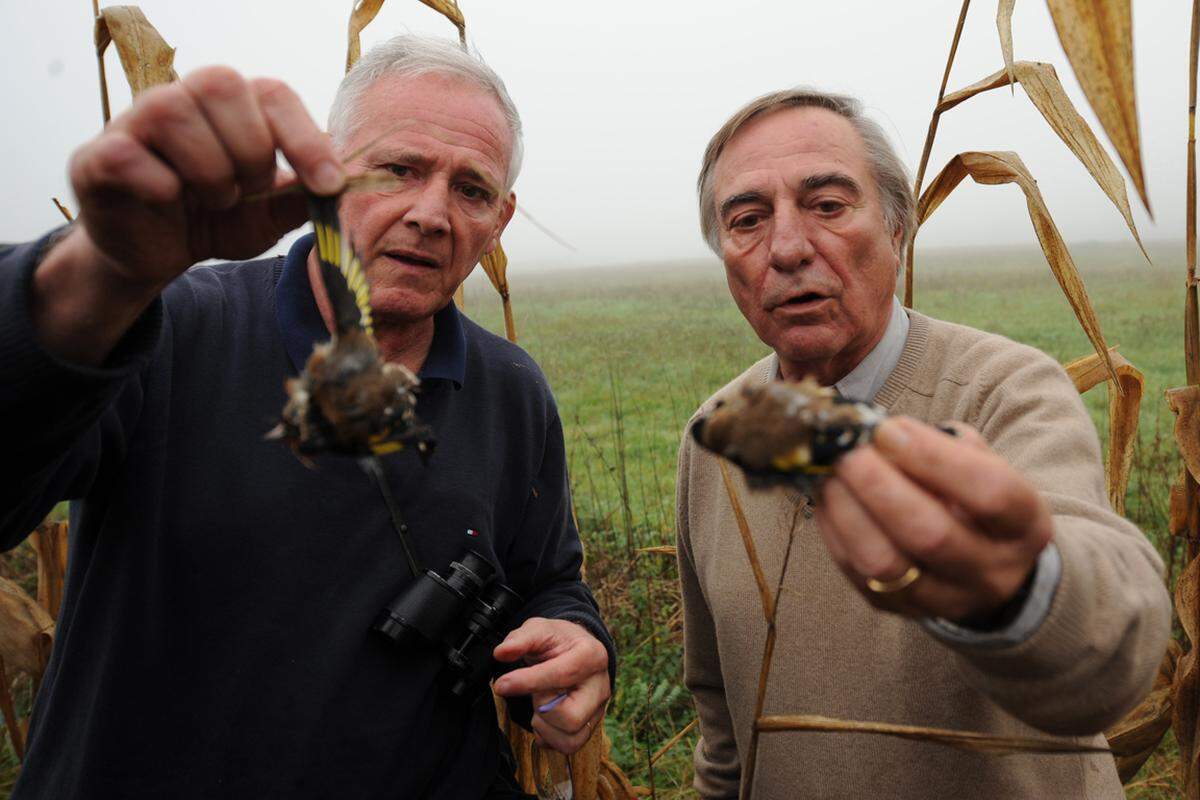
left=891, top=223, right=904, bottom=258
left=488, top=191, right=517, bottom=253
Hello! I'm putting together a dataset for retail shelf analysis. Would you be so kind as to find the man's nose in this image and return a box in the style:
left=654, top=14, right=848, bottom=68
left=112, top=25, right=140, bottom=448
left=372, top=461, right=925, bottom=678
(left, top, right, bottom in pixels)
left=403, top=181, right=451, bottom=237
left=768, top=207, right=816, bottom=272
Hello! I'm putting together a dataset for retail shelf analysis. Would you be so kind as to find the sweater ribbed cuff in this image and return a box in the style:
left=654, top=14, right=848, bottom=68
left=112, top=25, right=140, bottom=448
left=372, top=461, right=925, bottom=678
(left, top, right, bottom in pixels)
left=922, top=542, right=1061, bottom=650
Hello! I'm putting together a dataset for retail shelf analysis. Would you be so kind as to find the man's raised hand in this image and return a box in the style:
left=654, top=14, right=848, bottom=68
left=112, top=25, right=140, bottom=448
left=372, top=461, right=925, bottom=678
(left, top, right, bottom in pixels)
left=814, top=417, right=1053, bottom=624
left=33, top=67, right=344, bottom=365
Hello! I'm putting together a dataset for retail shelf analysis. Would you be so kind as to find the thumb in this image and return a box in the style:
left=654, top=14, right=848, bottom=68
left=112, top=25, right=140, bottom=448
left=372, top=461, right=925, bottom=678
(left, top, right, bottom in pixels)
left=493, top=618, right=548, bottom=662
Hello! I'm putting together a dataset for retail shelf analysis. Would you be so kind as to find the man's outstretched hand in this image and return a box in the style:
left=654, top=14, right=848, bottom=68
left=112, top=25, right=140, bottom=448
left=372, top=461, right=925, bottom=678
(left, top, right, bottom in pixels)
left=493, top=618, right=610, bottom=754
left=34, top=66, right=345, bottom=366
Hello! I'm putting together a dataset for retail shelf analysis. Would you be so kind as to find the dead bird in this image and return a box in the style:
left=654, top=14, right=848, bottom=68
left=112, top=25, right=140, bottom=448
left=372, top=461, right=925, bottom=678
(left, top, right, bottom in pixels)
left=266, top=193, right=435, bottom=462
left=690, top=377, right=884, bottom=491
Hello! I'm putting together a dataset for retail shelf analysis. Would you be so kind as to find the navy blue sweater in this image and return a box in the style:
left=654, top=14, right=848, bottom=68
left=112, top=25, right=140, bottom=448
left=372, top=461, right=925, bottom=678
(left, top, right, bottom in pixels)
left=0, top=232, right=614, bottom=799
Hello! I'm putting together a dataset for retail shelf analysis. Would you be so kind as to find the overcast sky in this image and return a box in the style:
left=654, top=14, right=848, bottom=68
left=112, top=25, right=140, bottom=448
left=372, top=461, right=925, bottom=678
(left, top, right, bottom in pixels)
left=1, top=1, right=1189, bottom=270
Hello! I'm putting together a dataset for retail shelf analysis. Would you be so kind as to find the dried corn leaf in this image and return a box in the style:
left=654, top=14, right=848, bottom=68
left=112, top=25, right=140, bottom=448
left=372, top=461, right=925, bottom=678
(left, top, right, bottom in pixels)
left=0, top=578, right=53, bottom=679
left=480, top=244, right=509, bottom=296
left=1045, top=0, right=1149, bottom=214
left=480, top=243, right=517, bottom=342
left=1061, top=347, right=1142, bottom=513
left=52, top=198, right=73, bottom=223
left=345, top=0, right=385, bottom=73
left=638, top=545, right=678, bottom=557
left=918, top=151, right=1117, bottom=385
left=452, top=283, right=465, bottom=311
left=1172, top=555, right=1200, bottom=794
left=95, top=7, right=178, bottom=96
left=1168, top=385, right=1200, bottom=484
left=494, top=688, right=617, bottom=800
left=599, top=759, right=641, bottom=799
left=1169, top=469, right=1200, bottom=538
left=756, top=714, right=1110, bottom=754
left=32, top=521, right=68, bottom=619
left=1106, top=640, right=1181, bottom=782
left=997, top=0, right=1017, bottom=90
left=569, top=733, right=601, bottom=800
left=419, top=0, right=467, bottom=44
left=938, top=61, right=1147, bottom=261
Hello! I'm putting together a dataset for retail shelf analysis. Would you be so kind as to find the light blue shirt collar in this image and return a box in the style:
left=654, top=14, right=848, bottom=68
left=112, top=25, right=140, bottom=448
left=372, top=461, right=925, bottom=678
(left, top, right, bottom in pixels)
left=833, top=295, right=909, bottom=403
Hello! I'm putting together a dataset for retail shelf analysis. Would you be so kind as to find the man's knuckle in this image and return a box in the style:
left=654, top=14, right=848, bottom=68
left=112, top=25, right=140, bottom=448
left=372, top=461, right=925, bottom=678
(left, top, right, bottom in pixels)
left=909, top=519, right=952, bottom=560
left=975, top=484, right=1012, bottom=518
left=135, top=84, right=192, bottom=129
left=185, top=65, right=244, bottom=101
left=251, top=77, right=292, bottom=105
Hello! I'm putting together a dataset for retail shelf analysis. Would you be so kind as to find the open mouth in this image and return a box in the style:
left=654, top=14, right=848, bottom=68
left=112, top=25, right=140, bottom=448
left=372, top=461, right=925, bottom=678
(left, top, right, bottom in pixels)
left=385, top=251, right=439, bottom=269
left=780, top=292, right=827, bottom=308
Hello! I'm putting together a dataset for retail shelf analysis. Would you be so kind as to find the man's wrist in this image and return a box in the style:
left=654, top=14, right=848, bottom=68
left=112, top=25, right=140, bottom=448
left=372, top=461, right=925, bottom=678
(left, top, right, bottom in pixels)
left=31, top=225, right=167, bottom=367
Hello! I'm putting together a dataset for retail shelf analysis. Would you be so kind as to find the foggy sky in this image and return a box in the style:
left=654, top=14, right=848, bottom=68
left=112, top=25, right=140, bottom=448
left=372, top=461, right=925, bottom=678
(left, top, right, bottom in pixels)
left=1, top=1, right=1188, bottom=271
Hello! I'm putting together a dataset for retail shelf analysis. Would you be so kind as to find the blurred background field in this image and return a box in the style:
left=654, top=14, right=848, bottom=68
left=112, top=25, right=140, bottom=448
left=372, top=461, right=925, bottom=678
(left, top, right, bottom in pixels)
left=0, top=240, right=1185, bottom=797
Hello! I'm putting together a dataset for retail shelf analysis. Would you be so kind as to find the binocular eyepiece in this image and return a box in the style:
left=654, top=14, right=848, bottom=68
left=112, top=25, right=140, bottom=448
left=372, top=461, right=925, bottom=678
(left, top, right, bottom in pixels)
left=374, top=550, right=523, bottom=697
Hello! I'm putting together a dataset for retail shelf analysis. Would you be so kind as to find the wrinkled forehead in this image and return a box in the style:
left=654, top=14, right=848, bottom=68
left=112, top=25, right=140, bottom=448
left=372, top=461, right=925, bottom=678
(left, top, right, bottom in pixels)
left=343, top=72, right=513, bottom=175
left=712, top=106, right=873, bottom=196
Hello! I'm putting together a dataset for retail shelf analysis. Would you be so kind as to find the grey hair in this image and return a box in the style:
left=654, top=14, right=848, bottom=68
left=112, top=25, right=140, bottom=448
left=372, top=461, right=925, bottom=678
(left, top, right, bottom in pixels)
left=328, top=35, right=524, bottom=191
left=697, top=88, right=915, bottom=262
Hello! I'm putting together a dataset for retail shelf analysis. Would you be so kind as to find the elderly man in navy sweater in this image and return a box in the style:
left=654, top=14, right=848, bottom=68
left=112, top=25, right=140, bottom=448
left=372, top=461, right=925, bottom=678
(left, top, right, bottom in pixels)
left=0, top=35, right=613, bottom=799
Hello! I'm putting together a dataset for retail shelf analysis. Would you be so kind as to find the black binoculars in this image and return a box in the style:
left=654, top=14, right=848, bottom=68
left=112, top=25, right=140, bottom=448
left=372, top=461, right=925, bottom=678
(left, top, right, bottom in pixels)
left=373, top=550, right=524, bottom=697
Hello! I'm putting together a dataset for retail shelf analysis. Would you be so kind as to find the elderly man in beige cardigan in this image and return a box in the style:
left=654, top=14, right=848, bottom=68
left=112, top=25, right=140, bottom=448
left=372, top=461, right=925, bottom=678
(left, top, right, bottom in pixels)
left=676, top=87, right=1172, bottom=799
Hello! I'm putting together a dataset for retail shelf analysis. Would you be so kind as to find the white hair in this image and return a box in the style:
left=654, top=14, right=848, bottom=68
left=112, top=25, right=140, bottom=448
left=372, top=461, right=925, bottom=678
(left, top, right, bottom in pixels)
left=328, top=35, right=524, bottom=190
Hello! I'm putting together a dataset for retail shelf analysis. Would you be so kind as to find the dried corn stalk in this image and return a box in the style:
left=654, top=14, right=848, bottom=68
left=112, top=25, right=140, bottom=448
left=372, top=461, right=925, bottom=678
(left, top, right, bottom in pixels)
left=94, top=5, right=178, bottom=124
left=480, top=243, right=518, bottom=343
left=918, top=151, right=1117, bottom=385
left=756, top=714, right=1109, bottom=755
left=1106, top=640, right=1181, bottom=783
left=1045, top=0, right=1149, bottom=213
left=938, top=61, right=1147, bottom=261
left=907, top=0, right=971, bottom=307
left=651, top=718, right=698, bottom=765
left=1062, top=348, right=1144, bottom=513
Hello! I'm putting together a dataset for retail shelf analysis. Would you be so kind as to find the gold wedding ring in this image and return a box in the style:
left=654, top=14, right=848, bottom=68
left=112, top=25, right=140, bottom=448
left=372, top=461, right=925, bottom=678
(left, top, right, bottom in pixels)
left=866, top=565, right=922, bottom=594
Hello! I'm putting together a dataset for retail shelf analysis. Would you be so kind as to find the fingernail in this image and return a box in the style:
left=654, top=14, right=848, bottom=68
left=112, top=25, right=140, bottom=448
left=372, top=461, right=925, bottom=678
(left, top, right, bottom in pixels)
left=313, top=161, right=344, bottom=195
left=873, top=419, right=909, bottom=452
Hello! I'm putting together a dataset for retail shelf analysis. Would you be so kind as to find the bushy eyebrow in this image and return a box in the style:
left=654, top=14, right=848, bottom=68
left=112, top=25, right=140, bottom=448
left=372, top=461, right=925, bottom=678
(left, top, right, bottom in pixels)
left=718, top=191, right=766, bottom=222
left=803, top=172, right=862, bottom=197
left=718, top=173, right=863, bottom=223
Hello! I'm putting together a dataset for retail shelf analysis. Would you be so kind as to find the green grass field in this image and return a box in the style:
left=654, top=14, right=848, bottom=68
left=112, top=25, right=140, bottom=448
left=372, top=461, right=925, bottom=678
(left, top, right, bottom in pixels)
left=0, top=239, right=1188, bottom=797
